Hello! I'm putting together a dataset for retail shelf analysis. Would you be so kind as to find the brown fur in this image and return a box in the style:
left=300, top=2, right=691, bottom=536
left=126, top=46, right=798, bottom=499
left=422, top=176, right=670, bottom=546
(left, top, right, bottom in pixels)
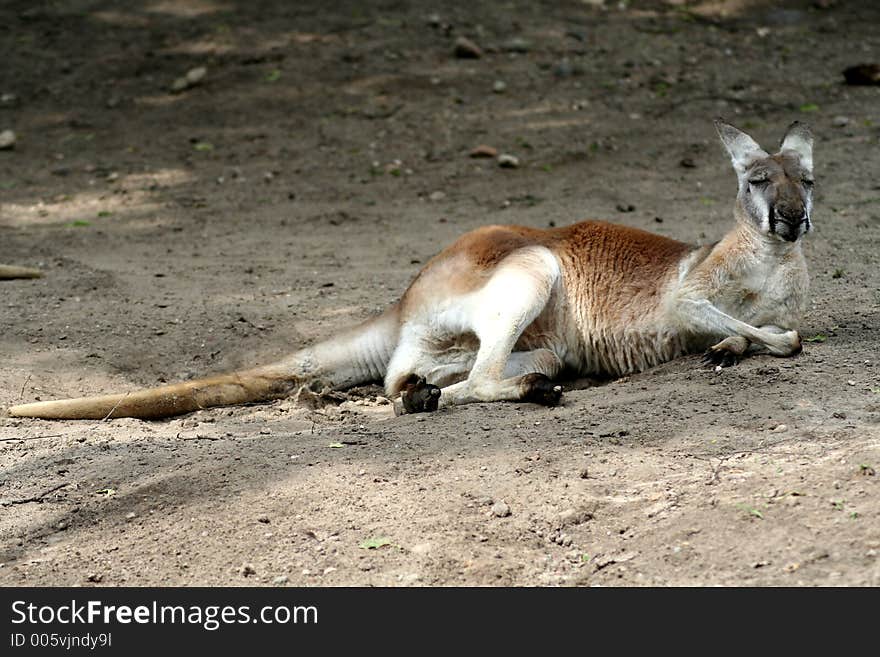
left=554, top=221, right=692, bottom=315
left=402, top=221, right=691, bottom=316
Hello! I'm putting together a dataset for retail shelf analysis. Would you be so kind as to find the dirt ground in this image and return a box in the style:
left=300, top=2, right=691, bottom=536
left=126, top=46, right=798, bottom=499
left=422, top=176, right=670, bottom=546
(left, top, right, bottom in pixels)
left=1, top=0, right=878, bottom=587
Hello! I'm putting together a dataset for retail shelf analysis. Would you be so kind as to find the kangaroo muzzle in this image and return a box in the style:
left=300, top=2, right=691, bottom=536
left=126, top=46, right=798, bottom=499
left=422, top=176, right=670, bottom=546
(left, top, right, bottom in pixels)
left=769, top=204, right=809, bottom=242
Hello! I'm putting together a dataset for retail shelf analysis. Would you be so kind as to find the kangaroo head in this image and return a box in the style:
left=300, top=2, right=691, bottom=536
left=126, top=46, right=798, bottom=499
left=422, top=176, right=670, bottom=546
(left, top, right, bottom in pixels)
left=715, top=119, right=814, bottom=243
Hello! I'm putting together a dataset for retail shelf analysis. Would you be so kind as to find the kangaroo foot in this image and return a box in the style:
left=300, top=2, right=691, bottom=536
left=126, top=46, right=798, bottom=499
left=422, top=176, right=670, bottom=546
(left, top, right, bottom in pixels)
left=520, top=373, right=563, bottom=407
left=396, top=375, right=441, bottom=415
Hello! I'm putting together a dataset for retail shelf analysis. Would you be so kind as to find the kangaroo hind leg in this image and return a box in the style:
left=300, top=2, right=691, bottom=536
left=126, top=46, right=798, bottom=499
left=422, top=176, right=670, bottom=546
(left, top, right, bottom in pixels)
left=385, top=327, right=474, bottom=415
left=437, top=246, right=563, bottom=409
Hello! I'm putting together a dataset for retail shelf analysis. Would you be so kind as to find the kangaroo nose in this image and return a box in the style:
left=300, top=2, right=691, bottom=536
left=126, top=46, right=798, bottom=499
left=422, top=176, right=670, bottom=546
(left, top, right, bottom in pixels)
left=777, top=205, right=806, bottom=223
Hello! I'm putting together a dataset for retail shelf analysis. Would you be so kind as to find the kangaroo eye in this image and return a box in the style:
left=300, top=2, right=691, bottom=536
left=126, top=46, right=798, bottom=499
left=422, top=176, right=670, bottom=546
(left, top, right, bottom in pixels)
left=802, top=178, right=814, bottom=188
left=748, top=179, right=769, bottom=186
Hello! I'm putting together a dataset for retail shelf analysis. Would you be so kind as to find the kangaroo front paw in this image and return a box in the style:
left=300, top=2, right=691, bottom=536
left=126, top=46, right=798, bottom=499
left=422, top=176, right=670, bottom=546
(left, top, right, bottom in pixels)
left=702, top=347, right=739, bottom=368
left=783, top=330, right=802, bottom=356
left=520, top=373, right=563, bottom=407
left=703, top=335, right=749, bottom=367
left=397, top=375, right=441, bottom=415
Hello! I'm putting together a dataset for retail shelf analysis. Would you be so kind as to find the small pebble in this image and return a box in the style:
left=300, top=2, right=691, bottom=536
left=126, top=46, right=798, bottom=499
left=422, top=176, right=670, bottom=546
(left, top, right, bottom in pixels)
left=428, top=190, right=446, bottom=201
left=469, top=144, right=498, bottom=158
left=454, top=37, right=483, bottom=59
left=125, top=511, right=137, bottom=520
left=492, top=80, right=507, bottom=93
left=186, top=66, right=207, bottom=85
left=832, top=116, right=850, bottom=127
left=558, top=508, right=579, bottom=525
left=171, top=66, right=207, bottom=92
left=0, top=130, right=16, bottom=150
left=497, top=153, right=520, bottom=168
left=771, top=424, right=788, bottom=433
left=504, top=37, right=531, bottom=53
left=491, top=501, right=511, bottom=517
left=257, top=514, right=270, bottom=524
left=272, top=575, right=289, bottom=585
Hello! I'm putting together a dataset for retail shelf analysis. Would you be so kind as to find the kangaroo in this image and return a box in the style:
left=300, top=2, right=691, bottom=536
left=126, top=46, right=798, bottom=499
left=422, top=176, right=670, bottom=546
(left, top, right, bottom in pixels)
left=8, top=120, right=813, bottom=420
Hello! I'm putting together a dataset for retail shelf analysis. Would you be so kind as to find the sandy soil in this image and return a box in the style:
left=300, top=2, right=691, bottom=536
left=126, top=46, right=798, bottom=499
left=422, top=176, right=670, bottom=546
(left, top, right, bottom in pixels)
left=1, top=0, right=878, bottom=586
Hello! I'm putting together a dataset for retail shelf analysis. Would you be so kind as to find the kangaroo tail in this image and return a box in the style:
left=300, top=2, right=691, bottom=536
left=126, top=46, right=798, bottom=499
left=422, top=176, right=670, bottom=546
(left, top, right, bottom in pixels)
left=7, top=368, right=298, bottom=420
left=0, top=265, right=42, bottom=279
left=8, top=307, right=400, bottom=420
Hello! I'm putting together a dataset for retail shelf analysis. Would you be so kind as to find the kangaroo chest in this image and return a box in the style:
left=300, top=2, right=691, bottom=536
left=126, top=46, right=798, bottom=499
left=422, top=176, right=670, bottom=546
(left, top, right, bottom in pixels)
left=712, top=260, right=807, bottom=329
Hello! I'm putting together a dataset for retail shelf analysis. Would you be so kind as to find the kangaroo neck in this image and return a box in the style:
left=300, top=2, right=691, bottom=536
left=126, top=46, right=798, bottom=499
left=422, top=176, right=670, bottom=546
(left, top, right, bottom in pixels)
left=720, top=207, right=803, bottom=264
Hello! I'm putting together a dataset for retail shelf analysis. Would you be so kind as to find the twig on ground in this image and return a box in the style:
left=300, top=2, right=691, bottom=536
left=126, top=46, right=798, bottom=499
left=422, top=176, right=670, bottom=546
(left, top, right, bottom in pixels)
left=18, top=374, right=31, bottom=402
left=101, top=392, right=130, bottom=421
left=0, top=482, right=69, bottom=506
left=707, top=454, right=733, bottom=485
left=0, top=433, right=63, bottom=443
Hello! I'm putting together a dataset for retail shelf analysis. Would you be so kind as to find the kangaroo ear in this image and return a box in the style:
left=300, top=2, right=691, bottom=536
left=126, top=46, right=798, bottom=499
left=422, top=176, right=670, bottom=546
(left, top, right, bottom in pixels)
left=714, top=119, right=768, bottom=175
left=779, top=120, right=813, bottom=173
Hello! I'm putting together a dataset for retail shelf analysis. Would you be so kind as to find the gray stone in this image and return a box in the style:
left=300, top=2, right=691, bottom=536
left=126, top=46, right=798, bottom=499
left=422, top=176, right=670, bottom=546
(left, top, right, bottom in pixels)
left=0, top=130, right=16, bottom=150
left=497, top=153, right=520, bottom=168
